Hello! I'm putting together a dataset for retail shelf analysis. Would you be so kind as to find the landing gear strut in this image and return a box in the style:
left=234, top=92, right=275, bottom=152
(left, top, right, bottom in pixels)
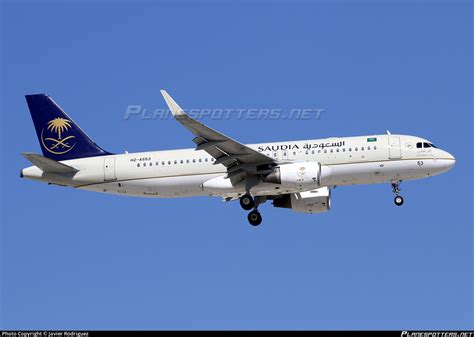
left=391, top=181, right=404, bottom=206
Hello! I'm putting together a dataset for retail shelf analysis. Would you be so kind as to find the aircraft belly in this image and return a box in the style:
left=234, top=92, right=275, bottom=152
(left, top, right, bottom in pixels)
left=79, top=173, right=223, bottom=197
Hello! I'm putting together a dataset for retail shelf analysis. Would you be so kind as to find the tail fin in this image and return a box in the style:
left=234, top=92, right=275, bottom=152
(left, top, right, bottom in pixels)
left=25, top=94, right=111, bottom=160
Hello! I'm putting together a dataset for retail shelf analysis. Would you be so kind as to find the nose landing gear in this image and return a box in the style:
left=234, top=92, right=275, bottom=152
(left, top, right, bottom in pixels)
left=391, top=181, right=404, bottom=206
left=394, top=195, right=404, bottom=206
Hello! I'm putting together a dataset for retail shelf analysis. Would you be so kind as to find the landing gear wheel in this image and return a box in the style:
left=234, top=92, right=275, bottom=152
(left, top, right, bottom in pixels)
left=240, top=194, right=255, bottom=210
left=248, top=210, right=262, bottom=226
left=394, top=195, right=404, bottom=206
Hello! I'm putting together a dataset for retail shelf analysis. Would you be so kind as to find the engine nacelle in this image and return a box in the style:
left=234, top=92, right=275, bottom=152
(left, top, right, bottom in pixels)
left=263, top=161, right=331, bottom=189
left=273, top=187, right=331, bottom=214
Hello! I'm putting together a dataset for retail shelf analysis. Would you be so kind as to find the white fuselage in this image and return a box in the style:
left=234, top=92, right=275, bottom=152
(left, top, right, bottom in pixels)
left=21, top=134, right=455, bottom=198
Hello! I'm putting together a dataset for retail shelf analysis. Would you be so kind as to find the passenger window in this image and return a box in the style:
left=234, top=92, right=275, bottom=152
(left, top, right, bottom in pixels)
left=349, top=148, right=352, bottom=152
left=149, top=162, right=152, bottom=166
left=374, top=146, right=377, bottom=150
left=311, top=150, right=315, bottom=155
left=324, top=149, right=327, bottom=154
left=168, top=161, right=171, bottom=165
left=318, top=150, right=321, bottom=154
left=361, top=147, right=364, bottom=151
left=205, top=158, right=208, bottom=162
left=174, top=160, right=177, bottom=164
left=336, top=148, right=339, bottom=152
left=367, top=146, right=371, bottom=150
left=192, top=159, right=196, bottom=163
left=180, top=160, right=183, bottom=164
left=355, top=147, right=358, bottom=151
left=293, top=151, right=296, bottom=156
left=330, top=149, right=333, bottom=153
left=342, top=148, right=345, bottom=152
left=162, top=161, right=165, bottom=165
left=199, top=158, right=202, bottom=162
left=186, top=159, right=189, bottom=163
left=143, top=163, right=146, bottom=167
left=156, top=162, right=158, bottom=166
left=305, top=151, right=308, bottom=155
left=137, top=163, right=140, bottom=167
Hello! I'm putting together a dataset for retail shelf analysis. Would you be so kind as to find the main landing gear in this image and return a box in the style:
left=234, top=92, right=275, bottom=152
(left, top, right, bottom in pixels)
left=240, top=194, right=264, bottom=226
left=391, top=181, right=404, bottom=206
left=248, top=210, right=262, bottom=226
left=239, top=194, right=255, bottom=210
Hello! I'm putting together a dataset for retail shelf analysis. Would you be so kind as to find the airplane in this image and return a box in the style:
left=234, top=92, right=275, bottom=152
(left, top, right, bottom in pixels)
left=21, top=91, right=455, bottom=226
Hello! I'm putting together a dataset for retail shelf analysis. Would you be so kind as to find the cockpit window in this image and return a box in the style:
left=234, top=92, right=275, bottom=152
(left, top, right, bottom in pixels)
left=417, top=142, right=438, bottom=149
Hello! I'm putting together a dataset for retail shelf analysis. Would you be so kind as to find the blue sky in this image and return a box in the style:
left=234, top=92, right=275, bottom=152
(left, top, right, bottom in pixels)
left=1, top=0, right=472, bottom=330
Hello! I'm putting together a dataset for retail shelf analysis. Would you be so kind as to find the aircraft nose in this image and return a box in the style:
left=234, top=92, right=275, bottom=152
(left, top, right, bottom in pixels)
left=448, top=153, right=455, bottom=167
left=442, top=151, right=456, bottom=171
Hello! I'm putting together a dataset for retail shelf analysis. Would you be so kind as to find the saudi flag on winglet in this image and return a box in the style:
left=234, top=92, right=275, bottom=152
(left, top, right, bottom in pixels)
left=367, top=137, right=377, bottom=142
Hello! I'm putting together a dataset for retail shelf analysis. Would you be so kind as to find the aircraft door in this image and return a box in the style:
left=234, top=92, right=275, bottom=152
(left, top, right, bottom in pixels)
left=104, top=157, right=116, bottom=181
left=388, top=136, right=402, bottom=159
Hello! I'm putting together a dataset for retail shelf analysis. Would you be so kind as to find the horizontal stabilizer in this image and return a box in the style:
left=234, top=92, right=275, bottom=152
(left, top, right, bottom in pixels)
left=22, top=152, right=79, bottom=174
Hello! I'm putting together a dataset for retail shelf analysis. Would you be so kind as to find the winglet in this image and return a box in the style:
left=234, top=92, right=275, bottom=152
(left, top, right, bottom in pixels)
left=160, top=90, right=186, bottom=117
left=22, top=152, right=79, bottom=174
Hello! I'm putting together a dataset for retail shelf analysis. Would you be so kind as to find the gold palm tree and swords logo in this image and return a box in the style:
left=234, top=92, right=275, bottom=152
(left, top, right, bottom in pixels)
left=40, top=117, right=76, bottom=154
left=297, top=166, right=307, bottom=177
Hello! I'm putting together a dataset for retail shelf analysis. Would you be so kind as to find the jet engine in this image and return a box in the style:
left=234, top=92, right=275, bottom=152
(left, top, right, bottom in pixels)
left=272, top=187, right=331, bottom=214
left=262, top=162, right=331, bottom=189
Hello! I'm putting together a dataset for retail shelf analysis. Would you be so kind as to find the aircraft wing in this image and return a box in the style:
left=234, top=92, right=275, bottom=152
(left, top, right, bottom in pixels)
left=160, top=90, right=275, bottom=180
